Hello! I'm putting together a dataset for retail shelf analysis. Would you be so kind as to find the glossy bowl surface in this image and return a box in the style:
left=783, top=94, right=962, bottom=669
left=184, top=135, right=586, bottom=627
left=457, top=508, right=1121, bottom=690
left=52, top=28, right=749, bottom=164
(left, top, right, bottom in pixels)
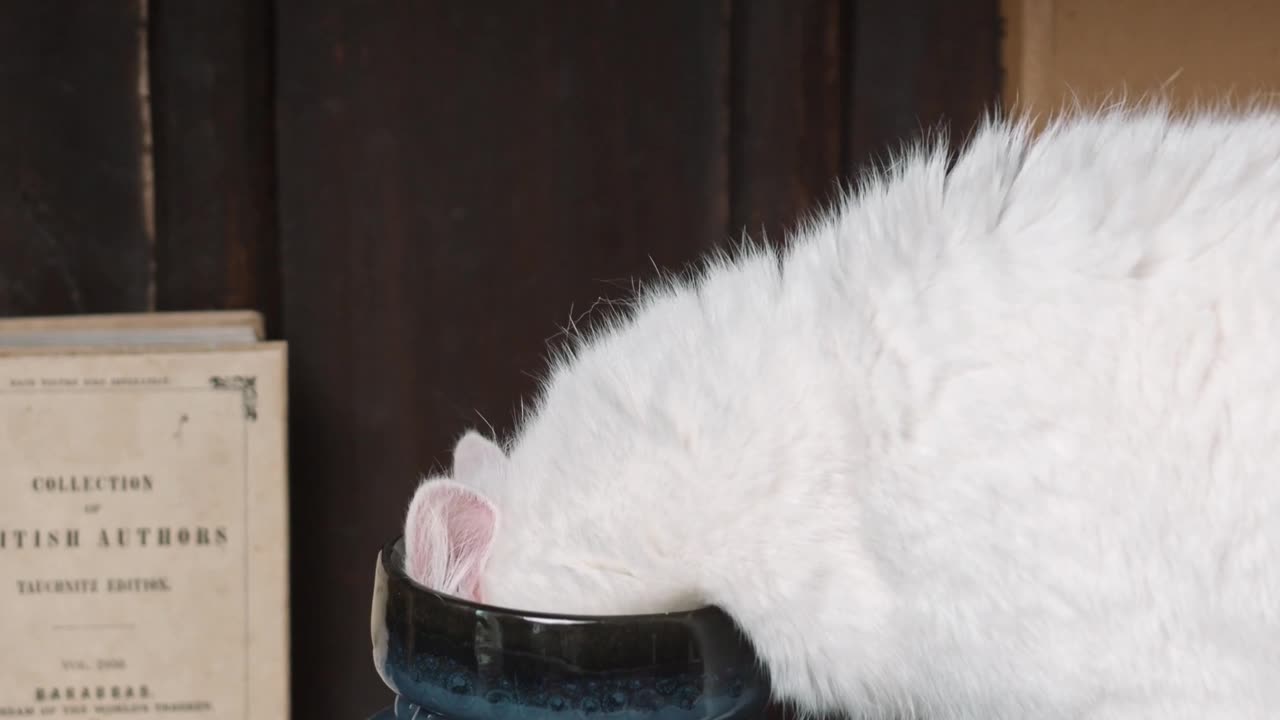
left=370, top=536, right=770, bottom=720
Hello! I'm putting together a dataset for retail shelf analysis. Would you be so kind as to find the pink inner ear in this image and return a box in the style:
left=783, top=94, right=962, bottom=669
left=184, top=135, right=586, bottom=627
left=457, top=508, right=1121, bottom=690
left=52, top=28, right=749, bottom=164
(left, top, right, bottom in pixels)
left=404, top=480, right=498, bottom=602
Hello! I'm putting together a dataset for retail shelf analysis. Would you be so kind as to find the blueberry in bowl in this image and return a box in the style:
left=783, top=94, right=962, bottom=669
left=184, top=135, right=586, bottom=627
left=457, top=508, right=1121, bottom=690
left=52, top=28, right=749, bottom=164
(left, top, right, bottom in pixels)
left=369, top=535, right=771, bottom=720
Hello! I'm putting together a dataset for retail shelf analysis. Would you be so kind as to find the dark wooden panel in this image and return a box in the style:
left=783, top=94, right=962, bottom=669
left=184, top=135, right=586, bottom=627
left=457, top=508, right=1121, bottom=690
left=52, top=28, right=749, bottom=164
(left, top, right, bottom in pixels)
left=149, top=0, right=280, bottom=336
left=730, top=0, right=846, bottom=245
left=275, top=2, right=730, bottom=715
left=846, top=0, right=1001, bottom=176
left=0, top=1, right=150, bottom=316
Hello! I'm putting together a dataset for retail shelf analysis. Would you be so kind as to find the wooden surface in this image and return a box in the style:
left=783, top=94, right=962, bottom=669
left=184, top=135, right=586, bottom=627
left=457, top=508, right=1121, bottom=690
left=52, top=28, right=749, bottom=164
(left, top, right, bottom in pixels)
left=0, top=1, right=151, bottom=315
left=274, top=4, right=731, bottom=716
left=149, top=0, right=281, bottom=335
left=0, top=1, right=1001, bottom=716
left=731, top=0, right=846, bottom=244
left=847, top=0, right=1001, bottom=172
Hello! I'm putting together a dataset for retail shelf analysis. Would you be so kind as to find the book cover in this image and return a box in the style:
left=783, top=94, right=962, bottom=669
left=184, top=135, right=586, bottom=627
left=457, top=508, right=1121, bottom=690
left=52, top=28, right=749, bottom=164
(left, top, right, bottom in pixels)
left=0, top=313, right=289, bottom=719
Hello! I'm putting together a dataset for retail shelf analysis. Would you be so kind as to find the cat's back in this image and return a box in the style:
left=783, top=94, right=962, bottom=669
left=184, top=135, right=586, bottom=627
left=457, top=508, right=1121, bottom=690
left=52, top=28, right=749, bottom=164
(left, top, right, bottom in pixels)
left=762, top=103, right=1280, bottom=495
left=535, top=104, right=1280, bottom=505
left=792, top=103, right=1280, bottom=302
left=888, top=104, right=1280, bottom=482
left=861, top=107, right=1280, bottom=548
left=825, top=104, right=1280, bottom=712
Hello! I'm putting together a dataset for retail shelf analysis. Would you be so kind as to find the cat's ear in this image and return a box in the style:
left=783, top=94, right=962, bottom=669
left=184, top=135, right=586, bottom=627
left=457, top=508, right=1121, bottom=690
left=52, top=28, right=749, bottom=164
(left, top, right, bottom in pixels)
left=452, top=430, right=507, bottom=481
left=403, top=478, right=498, bottom=602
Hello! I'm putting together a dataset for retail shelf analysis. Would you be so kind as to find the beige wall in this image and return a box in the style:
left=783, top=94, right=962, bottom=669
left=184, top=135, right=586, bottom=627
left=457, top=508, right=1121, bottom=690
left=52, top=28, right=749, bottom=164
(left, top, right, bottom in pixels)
left=1002, top=0, right=1280, bottom=121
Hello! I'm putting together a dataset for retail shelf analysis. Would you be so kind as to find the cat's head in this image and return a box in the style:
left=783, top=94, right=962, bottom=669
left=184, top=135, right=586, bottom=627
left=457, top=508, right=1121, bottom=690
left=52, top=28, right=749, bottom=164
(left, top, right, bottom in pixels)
left=402, top=429, right=704, bottom=616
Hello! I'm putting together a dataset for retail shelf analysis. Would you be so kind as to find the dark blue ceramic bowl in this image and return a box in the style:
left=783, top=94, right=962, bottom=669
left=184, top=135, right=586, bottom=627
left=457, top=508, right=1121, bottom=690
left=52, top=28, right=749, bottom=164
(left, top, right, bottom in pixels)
left=369, top=536, right=770, bottom=720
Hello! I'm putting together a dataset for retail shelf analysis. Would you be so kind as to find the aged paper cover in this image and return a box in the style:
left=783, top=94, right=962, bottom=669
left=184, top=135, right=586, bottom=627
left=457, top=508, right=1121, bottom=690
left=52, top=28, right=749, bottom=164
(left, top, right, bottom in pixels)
left=0, top=343, right=289, bottom=719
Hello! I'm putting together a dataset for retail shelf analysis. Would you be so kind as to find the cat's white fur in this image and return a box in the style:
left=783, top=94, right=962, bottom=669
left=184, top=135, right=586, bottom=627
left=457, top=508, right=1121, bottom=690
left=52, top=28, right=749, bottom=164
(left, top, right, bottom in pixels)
left=406, top=103, right=1280, bottom=719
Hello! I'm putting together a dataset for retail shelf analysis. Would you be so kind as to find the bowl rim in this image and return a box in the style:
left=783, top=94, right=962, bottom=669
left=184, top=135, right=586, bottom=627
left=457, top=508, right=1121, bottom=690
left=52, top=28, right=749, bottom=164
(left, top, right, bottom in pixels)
left=380, top=534, right=727, bottom=624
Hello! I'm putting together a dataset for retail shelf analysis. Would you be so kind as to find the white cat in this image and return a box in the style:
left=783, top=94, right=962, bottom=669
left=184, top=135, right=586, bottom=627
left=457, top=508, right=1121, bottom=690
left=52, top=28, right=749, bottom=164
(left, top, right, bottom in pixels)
left=403, top=102, right=1280, bottom=719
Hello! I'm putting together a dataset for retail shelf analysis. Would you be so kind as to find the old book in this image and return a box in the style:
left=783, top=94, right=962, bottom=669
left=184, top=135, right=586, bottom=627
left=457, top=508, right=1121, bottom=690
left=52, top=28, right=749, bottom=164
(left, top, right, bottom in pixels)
left=0, top=310, right=289, bottom=720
